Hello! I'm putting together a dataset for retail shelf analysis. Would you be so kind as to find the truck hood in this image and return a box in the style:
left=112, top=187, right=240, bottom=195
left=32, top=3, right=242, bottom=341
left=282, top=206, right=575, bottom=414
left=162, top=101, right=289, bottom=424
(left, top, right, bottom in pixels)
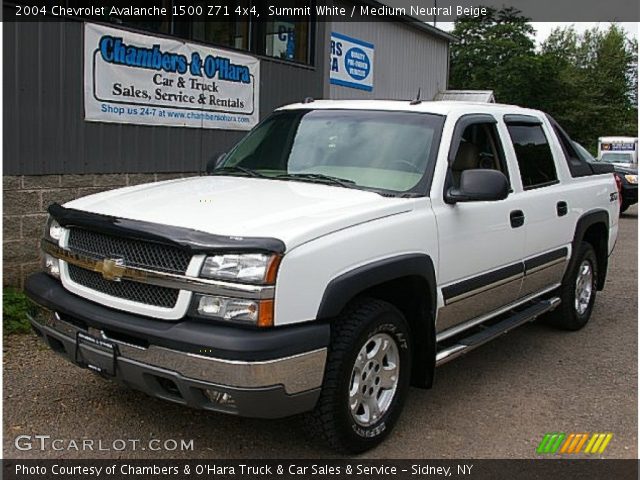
left=63, top=176, right=414, bottom=251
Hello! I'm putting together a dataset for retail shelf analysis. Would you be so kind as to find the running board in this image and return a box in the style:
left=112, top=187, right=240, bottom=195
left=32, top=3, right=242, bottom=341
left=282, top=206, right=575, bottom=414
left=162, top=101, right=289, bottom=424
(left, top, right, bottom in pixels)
left=435, top=297, right=560, bottom=366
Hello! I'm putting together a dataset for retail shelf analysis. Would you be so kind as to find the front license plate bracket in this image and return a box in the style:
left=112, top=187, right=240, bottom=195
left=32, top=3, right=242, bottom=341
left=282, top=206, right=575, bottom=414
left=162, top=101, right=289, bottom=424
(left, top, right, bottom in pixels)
left=75, top=331, right=118, bottom=376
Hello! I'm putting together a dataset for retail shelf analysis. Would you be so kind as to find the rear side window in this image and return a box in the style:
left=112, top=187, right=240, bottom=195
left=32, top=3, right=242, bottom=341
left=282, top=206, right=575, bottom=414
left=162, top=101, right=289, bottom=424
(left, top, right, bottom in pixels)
left=506, top=124, right=558, bottom=189
left=546, top=114, right=594, bottom=177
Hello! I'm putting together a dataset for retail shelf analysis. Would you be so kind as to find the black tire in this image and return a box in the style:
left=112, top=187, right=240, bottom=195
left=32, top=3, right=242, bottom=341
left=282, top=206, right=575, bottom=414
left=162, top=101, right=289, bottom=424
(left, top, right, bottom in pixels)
left=306, top=298, right=412, bottom=453
left=545, top=241, right=598, bottom=331
left=620, top=202, right=630, bottom=214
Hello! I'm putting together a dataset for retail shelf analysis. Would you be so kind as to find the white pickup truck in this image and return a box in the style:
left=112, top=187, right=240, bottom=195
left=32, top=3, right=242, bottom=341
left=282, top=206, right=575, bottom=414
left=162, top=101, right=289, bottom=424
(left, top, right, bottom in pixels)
left=26, top=100, right=619, bottom=452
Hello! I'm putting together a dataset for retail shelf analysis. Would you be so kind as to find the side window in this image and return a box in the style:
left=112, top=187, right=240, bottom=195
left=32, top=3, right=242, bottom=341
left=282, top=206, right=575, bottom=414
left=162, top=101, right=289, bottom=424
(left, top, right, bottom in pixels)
left=547, top=115, right=594, bottom=177
left=450, top=122, right=509, bottom=188
left=552, top=124, right=580, bottom=162
left=506, top=124, right=558, bottom=189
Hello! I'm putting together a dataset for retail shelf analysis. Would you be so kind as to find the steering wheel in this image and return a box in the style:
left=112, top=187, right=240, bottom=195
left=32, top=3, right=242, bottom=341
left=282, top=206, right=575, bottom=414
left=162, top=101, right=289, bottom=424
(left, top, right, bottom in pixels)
left=389, top=159, right=421, bottom=173
left=478, top=152, right=495, bottom=169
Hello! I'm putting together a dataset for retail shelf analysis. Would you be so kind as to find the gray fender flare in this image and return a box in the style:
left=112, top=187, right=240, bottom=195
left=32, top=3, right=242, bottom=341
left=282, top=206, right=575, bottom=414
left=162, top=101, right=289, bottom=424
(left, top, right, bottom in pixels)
left=317, top=254, right=437, bottom=388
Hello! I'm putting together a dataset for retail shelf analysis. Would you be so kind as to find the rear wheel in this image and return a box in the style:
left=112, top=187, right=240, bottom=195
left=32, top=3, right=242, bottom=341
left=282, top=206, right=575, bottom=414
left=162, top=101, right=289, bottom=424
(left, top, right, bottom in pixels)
left=545, top=241, right=598, bottom=331
left=306, top=298, right=412, bottom=453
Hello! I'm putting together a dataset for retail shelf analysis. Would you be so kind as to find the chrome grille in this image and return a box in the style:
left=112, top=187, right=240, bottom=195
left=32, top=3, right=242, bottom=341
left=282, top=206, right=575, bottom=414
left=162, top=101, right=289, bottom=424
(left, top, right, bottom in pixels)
left=66, top=228, right=190, bottom=309
left=68, top=228, right=191, bottom=274
left=68, top=264, right=179, bottom=308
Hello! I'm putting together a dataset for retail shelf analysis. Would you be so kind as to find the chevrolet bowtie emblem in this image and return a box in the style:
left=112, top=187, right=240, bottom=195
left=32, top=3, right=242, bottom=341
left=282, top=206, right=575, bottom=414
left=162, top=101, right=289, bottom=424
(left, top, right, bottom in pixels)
left=99, top=258, right=126, bottom=281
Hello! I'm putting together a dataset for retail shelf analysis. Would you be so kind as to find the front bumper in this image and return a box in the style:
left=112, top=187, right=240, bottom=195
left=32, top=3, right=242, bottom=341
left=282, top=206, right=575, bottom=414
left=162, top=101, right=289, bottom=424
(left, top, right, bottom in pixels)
left=25, top=273, right=328, bottom=418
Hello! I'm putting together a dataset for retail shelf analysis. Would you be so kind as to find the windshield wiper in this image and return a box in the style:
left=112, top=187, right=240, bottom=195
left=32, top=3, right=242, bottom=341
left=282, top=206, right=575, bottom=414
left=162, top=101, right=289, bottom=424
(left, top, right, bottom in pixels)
left=211, top=168, right=358, bottom=189
left=275, top=173, right=357, bottom=188
left=209, top=166, right=267, bottom=178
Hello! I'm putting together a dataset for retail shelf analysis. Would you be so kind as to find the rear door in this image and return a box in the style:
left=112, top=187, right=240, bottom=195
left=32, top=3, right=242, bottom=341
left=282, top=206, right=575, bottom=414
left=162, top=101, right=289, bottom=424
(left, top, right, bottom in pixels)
left=502, top=115, right=572, bottom=298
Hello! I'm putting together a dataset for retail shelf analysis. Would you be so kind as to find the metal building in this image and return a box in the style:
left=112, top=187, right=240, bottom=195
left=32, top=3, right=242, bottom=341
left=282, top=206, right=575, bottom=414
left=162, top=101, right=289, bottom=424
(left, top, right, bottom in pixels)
left=2, top=0, right=454, bottom=287
left=330, top=0, right=452, bottom=101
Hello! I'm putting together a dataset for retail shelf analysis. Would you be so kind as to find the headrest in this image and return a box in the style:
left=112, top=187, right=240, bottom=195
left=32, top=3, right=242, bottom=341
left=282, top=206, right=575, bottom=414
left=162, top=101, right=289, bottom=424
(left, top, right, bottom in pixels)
left=453, top=143, right=480, bottom=171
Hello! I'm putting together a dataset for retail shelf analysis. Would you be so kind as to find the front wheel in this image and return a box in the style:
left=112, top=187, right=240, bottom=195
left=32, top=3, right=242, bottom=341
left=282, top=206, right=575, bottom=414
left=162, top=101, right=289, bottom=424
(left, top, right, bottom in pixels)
left=545, top=241, right=598, bottom=331
left=306, top=298, right=412, bottom=453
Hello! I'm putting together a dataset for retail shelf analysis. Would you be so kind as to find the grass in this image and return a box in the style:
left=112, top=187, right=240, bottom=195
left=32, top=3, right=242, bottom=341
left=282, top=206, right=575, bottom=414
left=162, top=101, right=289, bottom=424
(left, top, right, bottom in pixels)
left=3, top=287, right=32, bottom=335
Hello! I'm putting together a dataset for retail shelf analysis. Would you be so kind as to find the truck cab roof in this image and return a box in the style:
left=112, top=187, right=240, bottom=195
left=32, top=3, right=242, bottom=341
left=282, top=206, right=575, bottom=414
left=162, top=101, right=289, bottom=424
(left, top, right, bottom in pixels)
left=277, top=99, right=542, bottom=117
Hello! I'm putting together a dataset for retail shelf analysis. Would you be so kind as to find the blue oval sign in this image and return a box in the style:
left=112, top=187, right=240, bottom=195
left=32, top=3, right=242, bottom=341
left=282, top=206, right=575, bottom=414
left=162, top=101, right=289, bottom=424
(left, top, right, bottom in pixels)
left=344, top=47, right=370, bottom=81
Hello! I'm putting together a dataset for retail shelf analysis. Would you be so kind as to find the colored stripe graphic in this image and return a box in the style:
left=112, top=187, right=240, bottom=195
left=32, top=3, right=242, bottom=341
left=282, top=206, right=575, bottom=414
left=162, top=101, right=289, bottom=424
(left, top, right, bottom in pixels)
left=537, top=433, right=565, bottom=454
left=559, top=433, right=588, bottom=453
left=559, top=434, right=575, bottom=453
left=584, top=433, right=613, bottom=454
left=573, top=434, right=589, bottom=453
left=536, top=434, right=552, bottom=454
left=538, top=433, right=613, bottom=455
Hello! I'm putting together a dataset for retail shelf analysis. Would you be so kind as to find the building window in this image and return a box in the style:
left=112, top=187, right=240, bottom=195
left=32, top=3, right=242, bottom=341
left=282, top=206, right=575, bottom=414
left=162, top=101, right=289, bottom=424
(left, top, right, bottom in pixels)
left=176, top=0, right=250, bottom=50
left=37, top=0, right=314, bottom=66
left=109, top=0, right=173, bottom=35
left=258, top=19, right=310, bottom=64
left=111, top=7, right=312, bottom=65
left=189, top=20, right=250, bottom=50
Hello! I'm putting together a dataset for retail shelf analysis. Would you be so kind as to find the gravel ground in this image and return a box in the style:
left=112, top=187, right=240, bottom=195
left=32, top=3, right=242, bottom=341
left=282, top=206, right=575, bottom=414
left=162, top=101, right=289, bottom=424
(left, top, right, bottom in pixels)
left=3, top=207, right=637, bottom=459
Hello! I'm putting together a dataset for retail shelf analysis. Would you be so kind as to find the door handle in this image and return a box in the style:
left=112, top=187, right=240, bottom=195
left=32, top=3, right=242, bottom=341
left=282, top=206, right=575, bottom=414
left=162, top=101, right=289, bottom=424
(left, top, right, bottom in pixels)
left=510, top=210, right=525, bottom=228
left=557, top=201, right=568, bottom=217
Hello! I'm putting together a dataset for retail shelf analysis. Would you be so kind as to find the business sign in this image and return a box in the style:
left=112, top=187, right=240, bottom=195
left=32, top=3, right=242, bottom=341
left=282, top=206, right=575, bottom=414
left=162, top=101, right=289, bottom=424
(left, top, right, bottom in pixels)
left=330, top=32, right=374, bottom=91
left=84, top=23, right=260, bottom=130
left=601, top=142, right=636, bottom=151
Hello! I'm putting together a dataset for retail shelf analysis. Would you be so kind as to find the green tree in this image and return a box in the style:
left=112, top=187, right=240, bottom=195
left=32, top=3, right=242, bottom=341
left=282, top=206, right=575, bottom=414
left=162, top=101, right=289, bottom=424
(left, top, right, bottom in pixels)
left=450, top=10, right=638, bottom=151
left=540, top=24, right=638, bottom=150
left=449, top=7, right=545, bottom=106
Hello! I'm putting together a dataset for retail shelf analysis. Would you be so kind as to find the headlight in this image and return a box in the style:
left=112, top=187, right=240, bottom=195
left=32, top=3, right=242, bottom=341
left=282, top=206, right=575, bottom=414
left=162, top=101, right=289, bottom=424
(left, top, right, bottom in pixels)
left=193, top=294, right=274, bottom=327
left=44, top=216, right=63, bottom=243
left=200, top=253, right=280, bottom=284
left=624, top=174, right=638, bottom=184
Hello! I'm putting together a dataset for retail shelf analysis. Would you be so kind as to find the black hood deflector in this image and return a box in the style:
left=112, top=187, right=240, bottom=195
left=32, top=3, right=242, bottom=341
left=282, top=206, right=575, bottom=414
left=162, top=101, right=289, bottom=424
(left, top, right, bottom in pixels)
left=48, top=203, right=286, bottom=254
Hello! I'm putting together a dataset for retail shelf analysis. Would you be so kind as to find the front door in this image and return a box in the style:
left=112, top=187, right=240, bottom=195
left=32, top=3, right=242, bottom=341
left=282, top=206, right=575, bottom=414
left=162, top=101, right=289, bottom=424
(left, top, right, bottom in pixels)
left=434, top=114, right=525, bottom=333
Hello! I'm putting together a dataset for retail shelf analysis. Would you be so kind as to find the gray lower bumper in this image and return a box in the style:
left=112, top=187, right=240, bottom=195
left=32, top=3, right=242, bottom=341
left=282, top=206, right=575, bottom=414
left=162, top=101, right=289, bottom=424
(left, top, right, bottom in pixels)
left=28, top=302, right=325, bottom=418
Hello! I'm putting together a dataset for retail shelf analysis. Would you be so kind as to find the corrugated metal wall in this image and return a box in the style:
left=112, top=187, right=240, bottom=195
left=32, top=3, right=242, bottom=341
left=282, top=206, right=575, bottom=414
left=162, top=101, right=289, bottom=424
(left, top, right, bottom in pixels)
left=3, top=14, right=327, bottom=175
left=330, top=1, right=449, bottom=101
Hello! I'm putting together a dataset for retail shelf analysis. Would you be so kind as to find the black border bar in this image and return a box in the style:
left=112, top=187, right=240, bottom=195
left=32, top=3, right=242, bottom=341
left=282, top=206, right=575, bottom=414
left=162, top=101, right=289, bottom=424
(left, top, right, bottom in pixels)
left=3, top=0, right=640, bottom=23
left=2, top=459, right=638, bottom=480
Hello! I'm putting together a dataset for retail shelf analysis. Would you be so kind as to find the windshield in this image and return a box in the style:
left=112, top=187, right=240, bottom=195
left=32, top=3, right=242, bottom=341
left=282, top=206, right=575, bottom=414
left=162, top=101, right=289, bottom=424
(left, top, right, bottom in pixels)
left=218, top=109, right=444, bottom=195
left=600, top=152, right=634, bottom=164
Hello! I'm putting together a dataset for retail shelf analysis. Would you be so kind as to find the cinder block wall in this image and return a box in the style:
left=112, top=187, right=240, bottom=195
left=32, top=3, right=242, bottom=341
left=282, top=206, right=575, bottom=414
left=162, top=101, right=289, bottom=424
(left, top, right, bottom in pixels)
left=3, top=173, right=197, bottom=288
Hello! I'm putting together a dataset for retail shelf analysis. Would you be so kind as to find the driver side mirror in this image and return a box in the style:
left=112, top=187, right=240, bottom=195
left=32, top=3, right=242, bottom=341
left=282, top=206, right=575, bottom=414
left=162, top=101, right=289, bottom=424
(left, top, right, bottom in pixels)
left=206, top=153, right=227, bottom=174
left=445, top=169, right=509, bottom=204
